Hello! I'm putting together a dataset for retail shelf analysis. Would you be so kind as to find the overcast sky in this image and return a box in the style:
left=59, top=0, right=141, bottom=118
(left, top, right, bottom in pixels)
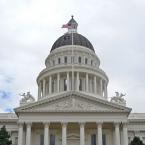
left=0, top=0, right=145, bottom=113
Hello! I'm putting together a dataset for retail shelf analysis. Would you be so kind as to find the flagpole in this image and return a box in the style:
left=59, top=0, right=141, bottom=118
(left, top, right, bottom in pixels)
left=71, top=32, right=74, bottom=91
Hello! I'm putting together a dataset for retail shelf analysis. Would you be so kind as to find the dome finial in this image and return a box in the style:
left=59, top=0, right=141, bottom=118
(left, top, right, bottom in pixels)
left=71, top=15, right=74, bottom=19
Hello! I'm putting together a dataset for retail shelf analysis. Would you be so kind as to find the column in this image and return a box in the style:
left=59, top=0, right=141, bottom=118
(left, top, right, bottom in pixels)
left=67, top=72, right=69, bottom=91
left=123, top=123, right=128, bottom=145
left=94, top=76, right=97, bottom=94
left=38, top=82, right=41, bottom=99
left=43, top=78, right=46, bottom=97
left=72, top=71, right=74, bottom=91
left=44, top=123, right=50, bottom=145
left=80, top=123, right=85, bottom=145
left=104, top=82, right=108, bottom=98
left=26, top=123, right=32, bottom=145
left=57, top=73, right=60, bottom=93
left=62, top=122, right=67, bottom=145
left=97, top=123, right=103, bottom=145
left=49, top=76, right=52, bottom=94
left=76, top=72, right=80, bottom=91
left=18, top=123, right=23, bottom=145
left=115, top=123, right=120, bottom=145
left=86, top=73, right=88, bottom=92
left=100, top=78, right=103, bottom=96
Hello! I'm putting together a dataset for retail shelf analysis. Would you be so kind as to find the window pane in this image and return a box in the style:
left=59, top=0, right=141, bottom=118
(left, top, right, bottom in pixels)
left=91, top=134, right=96, bottom=145
left=64, top=57, right=67, bottom=63
left=79, top=79, right=82, bottom=91
left=78, top=57, right=81, bottom=63
left=102, top=134, right=106, bottom=145
left=58, top=58, right=61, bottom=64
left=85, top=58, right=88, bottom=64
left=40, top=134, right=44, bottom=145
left=50, top=134, right=55, bottom=145
left=64, top=79, right=67, bottom=91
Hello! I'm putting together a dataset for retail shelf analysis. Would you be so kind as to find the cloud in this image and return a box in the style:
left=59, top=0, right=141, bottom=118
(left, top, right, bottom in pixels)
left=4, top=108, right=13, bottom=113
left=0, top=90, right=11, bottom=99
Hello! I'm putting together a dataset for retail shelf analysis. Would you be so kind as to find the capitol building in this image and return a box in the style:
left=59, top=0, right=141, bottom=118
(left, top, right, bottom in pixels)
left=0, top=16, right=145, bottom=145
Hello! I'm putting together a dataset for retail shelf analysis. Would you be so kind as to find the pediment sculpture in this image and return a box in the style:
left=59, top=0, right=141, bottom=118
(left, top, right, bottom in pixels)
left=19, top=92, right=35, bottom=106
left=110, top=92, right=126, bottom=106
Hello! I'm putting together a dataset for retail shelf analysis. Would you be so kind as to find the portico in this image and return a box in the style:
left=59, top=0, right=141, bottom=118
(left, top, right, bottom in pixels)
left=17, top=121, right=128, bottom=145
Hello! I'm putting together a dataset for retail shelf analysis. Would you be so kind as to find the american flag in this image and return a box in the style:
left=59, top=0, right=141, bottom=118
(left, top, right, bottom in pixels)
left=62, top=23, right=73, bottom=29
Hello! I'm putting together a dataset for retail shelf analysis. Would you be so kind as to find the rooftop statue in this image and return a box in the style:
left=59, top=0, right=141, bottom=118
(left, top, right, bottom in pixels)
left=19, top=92, right=35, bottom=106
left=111, top=92, right=126, bottom=106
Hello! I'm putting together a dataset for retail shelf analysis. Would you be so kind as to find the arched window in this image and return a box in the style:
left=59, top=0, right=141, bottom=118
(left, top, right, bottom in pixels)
left=91, top=60, right=93, bottom=66
left=58, top=58, right=61, bottom=64
left=78, top=57, right=81, bottom=63
left=85, top=58, right=88, bottom=64
left=53, top=60, right=55, bottom=66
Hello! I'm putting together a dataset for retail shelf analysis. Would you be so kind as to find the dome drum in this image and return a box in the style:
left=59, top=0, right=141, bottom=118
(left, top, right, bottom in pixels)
left=37, top=70, right=108, bottom=100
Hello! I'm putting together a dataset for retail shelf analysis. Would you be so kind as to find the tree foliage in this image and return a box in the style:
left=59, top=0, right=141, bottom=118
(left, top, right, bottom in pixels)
left=130, top=136, right=144, bottom=145
left=0, top=126, right=12, bottom=145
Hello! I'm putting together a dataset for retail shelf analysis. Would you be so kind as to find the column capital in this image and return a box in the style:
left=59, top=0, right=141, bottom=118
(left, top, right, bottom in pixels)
left=96, top=121, right=103, bottom=125
left=79, top=122, right=85, bottom=127
left=26, top=122, right=32, bottom=127
left=43, top=122, right=50, bottom=126
left=17, top=122, right=24, bottom=126
left=61, top=122, right=68, bottom=126
left=114, top=122, right=121, bottom=127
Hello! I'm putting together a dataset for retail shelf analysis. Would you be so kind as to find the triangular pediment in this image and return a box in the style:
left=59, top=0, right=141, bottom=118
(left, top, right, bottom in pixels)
left=15, top=92, right=131, bottom=113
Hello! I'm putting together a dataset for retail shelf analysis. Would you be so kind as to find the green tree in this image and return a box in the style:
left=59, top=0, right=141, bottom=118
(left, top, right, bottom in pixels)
left=0, top=126, right=12, bottom=145
left=130, top=136, right=144, bottom=145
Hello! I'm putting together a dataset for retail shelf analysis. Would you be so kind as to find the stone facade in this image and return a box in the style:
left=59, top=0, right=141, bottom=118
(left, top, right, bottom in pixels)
left=0, top=17, right=145, bottom=145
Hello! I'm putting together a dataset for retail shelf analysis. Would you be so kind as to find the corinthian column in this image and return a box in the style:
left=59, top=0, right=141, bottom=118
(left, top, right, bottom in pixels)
left=94, top=76, right=97, bottom=94
left=57, top=73, right=60, bottom=93
left=43, top=78, right=46, bottom=97
left=62, top=122, right=67, bottom=145
left=67, top=72, right=69, bottom=91
left=100, top=78, right=103, bottom=96
left=49, top=76, right=52, bottom=94
left=97, top=123, right=103, bottom=145
left=86, top=73, right=88, bottom=92
left=26, top=123, right=32, bottom=145
left=115, top=123, right=120, bottom=145
left=123, top=123, right=128, bottom=145
left=80, top=122, right=85, bottom=145
left=18, top=123, right=23, bottom=145
left=44, top=122, right=50, bottom=145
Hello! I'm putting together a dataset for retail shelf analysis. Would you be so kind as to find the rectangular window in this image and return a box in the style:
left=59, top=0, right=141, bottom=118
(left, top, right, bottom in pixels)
left=40, top=134, right=44, bottom=145
left=50, top=134, right=55, bottom=145
left=102, top=134, right=106, bottom=145
left=91, top=134, right=96, bottom=145
left=78, top=57, right=81, bottom=63
left=64, top=79, right=67, bottom=91
left=64, top=57, right=67, bottom=63
left=79, top=79, right=82, bottom=91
